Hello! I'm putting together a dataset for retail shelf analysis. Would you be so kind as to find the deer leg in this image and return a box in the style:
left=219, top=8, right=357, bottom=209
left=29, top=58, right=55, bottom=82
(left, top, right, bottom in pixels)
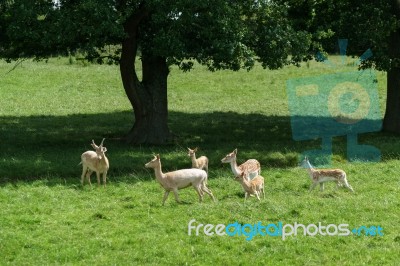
left=244, top=192, right=249, bottom=201
left=172, top=189, right=181, bottom=204
left=194, top=186, right=204, bottom=203
left=96, top=172, right=101, bottom=186
left=81, top=166, right=87, bottom=186
left=255, top=191, right=261, bottom=201
left=320, top=183, right=325, bottom=191
left=103, top=171, right=107, bottom=187
left=85, top=170, right=93, bottom=186
left=197, top=185, right=204, bottom=197
left=343, top=179, right=354, bottom=192
left=200, top=181, right=215, bottom=201
left=309, top=182, right=318, bottom=192
left=162, top=191, right=170, bottom=206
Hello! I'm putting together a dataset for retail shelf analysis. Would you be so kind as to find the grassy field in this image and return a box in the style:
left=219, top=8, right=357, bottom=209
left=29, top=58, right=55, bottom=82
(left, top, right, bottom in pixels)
left=0, top=57, right=399, bottom=265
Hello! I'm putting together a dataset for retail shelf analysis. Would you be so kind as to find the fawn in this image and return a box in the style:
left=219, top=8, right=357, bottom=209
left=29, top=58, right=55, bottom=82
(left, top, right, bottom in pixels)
left=235, top=172, right=265, bottom=201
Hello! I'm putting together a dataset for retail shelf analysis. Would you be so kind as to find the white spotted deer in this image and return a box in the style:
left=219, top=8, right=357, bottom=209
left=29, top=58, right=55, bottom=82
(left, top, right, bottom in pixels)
left=300, top=157, right=354, bottom=192
left=221, top=148, right=261, bottom=180
left=187, top=147, right=209, bottom=173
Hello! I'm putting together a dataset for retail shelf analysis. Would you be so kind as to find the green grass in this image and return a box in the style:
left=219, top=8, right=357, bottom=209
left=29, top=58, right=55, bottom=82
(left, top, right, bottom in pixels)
left=0, top=57, right=399, bottom=265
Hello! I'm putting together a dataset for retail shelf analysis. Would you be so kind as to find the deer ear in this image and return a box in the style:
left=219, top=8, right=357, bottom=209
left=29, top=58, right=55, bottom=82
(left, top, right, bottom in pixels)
left=233, top=148, right=237, bottom=154
left=156, top=154, right=160, bottom=160
left=194, top=147, right=198, bottom=152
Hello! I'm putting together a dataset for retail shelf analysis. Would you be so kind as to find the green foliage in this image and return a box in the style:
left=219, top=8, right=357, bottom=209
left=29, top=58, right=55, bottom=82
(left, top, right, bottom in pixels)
left=0, top=0, right=56, bottom=59
left=0, top=0, right=314, bottom=71
left=244, top=2, right=313, bottom=69
left=311, top=0, right=399, bottom=70
left=1, top=1, right=399, bottom=71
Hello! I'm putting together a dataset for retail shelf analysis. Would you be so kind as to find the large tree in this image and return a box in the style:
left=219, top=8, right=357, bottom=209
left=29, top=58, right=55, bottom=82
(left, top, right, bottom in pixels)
left=0, top=0, right=314, bottom=144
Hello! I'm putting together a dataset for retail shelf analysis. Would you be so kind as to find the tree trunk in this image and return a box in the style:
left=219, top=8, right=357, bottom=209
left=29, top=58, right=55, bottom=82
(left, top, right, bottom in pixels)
left=119, top=8, right=173, bottom=145
left=383, top=68, right=400, bottom=132
left=383, top=0, right=400, bottom=133
left=125, top=55, right=174, bottom=145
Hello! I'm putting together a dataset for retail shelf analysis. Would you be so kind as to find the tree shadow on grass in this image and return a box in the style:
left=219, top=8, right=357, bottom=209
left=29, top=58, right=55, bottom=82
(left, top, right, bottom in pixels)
left=0, top=110, right=391, bottom=184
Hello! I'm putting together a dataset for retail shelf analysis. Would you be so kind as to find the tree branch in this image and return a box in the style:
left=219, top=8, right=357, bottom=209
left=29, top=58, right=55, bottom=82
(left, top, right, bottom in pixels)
left=4, top=58, right=27, bottom=75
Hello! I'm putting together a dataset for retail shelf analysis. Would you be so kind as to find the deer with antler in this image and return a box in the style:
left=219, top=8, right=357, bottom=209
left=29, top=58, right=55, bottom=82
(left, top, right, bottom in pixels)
left=80, top=139, right=109, bottom=187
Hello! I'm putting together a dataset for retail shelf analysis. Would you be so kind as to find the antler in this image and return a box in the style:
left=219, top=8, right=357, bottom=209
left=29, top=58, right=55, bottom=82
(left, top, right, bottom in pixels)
left=100, top=138, right=105, bottom=147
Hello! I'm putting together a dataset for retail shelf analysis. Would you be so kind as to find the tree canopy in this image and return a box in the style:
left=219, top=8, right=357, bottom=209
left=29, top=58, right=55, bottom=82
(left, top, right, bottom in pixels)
left=1, top=0, right=400, bottom=143
left=0, top=0, right=316, bottom=67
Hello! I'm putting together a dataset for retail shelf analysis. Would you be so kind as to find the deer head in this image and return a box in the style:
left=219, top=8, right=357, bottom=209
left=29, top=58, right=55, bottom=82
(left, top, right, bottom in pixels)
left=187, top=147, right=198, bottom=157
left=91, top=139, right=107, bottom=159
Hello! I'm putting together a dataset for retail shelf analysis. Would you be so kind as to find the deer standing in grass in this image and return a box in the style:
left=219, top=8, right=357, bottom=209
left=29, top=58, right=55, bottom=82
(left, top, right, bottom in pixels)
left=221, top=148, right=261, bottom=180
left=145, top=154, right=216, bottom=206
left=187, top=147, right=208, bottom=173
left=235, top=172, right=265, bottom=201
left=80, top=139, right=109, bottom=187
left=300, top=157, right=354, bottom=192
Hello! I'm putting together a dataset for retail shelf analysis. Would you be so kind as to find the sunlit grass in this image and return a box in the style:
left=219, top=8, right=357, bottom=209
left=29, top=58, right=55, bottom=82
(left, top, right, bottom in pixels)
left=0, top=57, right=399, bottom=265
